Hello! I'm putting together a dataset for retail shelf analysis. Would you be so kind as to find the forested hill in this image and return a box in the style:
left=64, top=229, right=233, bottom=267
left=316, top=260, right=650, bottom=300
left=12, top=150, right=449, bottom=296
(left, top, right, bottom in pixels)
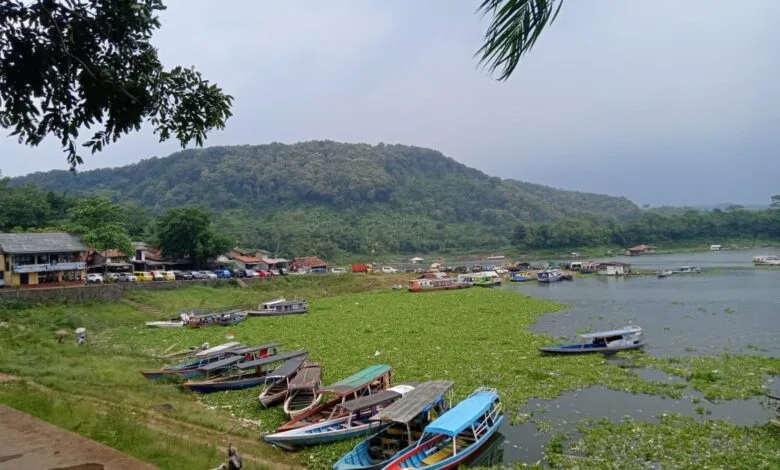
left=11, top=141, right=640, bottom=256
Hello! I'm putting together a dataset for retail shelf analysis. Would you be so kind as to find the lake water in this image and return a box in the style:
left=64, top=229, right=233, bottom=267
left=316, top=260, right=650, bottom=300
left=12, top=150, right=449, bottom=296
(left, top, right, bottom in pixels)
left=463, top=250, right=779, bottom=466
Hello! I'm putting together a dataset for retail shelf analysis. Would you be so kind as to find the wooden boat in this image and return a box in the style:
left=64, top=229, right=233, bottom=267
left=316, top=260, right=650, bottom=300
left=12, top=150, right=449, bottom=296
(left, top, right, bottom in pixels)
left=284, top=362, right=324, bottom=418
left=145, top=320, right=184, bottom=328
left=334, top=380, right=454, bottom=470
left=141, top=342, right=276, bottom=380
left=186, top=309, right=247, bottom=328
left=276, top=364, right=393, bottom=432
left=537, top=326, right=645, bottom=354
left=382, top=387, right=504, bottom=470
left=408, top=278, right=471, bottom=293
left=154, top=341, right=243, bottom=361
left=264, top=384, right=414, bottom=450
left=258, top=356, right=307, bottom=407
left=181, top=351, right=307, bottom=393
left=676, top=266, right=701, bottom=274
left=657, top=270, right=674, bottom=278
left=248, top=298, right=308, bottom=316
left=509, top=272, right=534, bottom=282
left=537, top=269, right=563, bottom=283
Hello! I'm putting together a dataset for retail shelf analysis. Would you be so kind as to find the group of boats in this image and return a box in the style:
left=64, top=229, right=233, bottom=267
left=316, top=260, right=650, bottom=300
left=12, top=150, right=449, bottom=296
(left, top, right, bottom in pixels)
left=143, top=345, right=505, bottom=469
left=144, top=298, right=308, bottom=328
left=509, top=268, right=573, bottom=283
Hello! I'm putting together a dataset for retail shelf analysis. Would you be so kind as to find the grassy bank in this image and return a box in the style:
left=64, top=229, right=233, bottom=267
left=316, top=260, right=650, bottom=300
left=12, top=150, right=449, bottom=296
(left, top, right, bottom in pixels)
left=1, top=274, right=778, bottom=469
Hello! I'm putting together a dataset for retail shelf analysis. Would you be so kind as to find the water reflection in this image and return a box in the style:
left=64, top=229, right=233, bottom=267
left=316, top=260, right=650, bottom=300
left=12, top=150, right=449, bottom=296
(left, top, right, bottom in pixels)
left=463, top=432, right=505, bottom=467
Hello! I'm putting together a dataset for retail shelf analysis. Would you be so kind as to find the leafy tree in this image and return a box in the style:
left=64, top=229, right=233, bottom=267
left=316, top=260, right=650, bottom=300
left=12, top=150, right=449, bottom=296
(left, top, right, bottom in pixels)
left=156, top=207, right=233, bottom=267
left=66, top=196, right=133, bottom=271
left=0, top=0, right=232, bottom=168
left=0, top=179, right=53, bottom=231
left=771, top=195, right=780, bottom=210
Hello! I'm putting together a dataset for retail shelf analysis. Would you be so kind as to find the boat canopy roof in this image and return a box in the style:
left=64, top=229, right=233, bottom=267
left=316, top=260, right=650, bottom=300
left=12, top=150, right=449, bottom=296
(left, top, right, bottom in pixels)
left=424, top=389, right=499, bottom=437
left=265, top=357, right=305, bottom=381
left=198, top=355, right=242, bottom=372
left=371, top=380, right=454, bottom=424
left=579, top=327, right=641, bottom=339
left=235, top=351, right=307, bottom=370
left=288, top=363, right=322, bottom=391
left=230, top=343, right=282, bottom=355
left=194, top=341, right=242, bottom=357
left=262, top=298, right=286, bottom=306
left=322, top=364, right=392, bottom=396
left=336, top=389, right=402, bottom=412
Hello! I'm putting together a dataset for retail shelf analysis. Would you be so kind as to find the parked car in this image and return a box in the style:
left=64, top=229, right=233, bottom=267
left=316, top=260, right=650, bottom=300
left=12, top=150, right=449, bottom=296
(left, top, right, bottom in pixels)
left=190, top=271, right=204, bottom=279
left=105, top=273, right=120, bottom=282
left=118, top=273, right=137, bottom=282
left=172, top=270, right=192, bottom=280
left=162, top=271, right=176, bottom=281
left=310, top=267, right=327, bottom=274
left=133, top=271, right=154, bottom=282
left=330, top=267, right=346, bottom=274
left=85, top=273, right=104, bottom=284
left=381, top=266, right=398, bottom=274
left=150, top=271, right=166, bottom=281
left=215, top=269, right=232, bottom=279
left=244, top=269, right=259, bottom=278
left=200, top=270, right=218, bottom=279
left=231, top=269, right=245, bottom=278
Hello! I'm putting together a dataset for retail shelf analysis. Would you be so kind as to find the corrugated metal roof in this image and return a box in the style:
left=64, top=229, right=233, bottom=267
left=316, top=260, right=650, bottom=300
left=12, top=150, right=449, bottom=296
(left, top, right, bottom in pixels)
left=371, top=380, right=454, bottom=424
left=0, top=233, right=88, bottom=254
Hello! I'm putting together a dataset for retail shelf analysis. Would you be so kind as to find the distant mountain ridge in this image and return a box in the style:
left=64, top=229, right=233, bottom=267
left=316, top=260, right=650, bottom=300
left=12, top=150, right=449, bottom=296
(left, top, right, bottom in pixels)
left=10, top=141, right=641, bottom=255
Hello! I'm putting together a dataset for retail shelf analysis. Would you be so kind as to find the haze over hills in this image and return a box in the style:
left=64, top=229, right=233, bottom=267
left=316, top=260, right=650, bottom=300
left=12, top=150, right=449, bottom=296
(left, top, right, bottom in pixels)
left=11, top=141, right=641, bottom=256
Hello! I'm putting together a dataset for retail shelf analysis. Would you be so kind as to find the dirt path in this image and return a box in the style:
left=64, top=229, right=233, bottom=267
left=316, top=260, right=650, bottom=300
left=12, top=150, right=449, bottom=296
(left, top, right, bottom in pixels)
left=0, top=404, right=159, bottom=470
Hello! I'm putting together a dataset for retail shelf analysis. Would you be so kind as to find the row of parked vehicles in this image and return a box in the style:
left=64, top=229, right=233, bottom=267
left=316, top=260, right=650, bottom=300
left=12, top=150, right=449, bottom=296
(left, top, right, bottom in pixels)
left=85, top=268, right=280, bottom=284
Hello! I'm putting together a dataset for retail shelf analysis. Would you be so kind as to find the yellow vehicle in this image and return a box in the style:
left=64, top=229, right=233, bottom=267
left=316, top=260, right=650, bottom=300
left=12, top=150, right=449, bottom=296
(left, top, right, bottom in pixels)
left=133, top=271, right=154, bottom=282
left=162, top=271, right=176, bottom=281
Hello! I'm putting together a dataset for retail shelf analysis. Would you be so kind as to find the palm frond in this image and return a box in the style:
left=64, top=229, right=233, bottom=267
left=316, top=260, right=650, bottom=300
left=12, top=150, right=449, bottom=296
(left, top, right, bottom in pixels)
left=476, top=0, right=563, bottom=80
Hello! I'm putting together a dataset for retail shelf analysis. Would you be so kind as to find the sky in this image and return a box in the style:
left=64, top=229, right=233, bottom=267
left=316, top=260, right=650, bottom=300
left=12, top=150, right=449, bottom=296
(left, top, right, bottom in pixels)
left=2, top=0, right=779, bottom=206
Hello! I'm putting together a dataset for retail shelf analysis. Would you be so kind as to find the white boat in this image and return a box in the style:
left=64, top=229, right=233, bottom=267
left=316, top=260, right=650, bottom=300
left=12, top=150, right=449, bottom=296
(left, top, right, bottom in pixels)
left=247, top=298, right=308, bottom=316
left=537, top=269, right=563, bottom=283
left=676, top=266, right=701, bottom=273
left=657, top=270, right=674, bottom=278
left=538, top=326, right=645, bottom=354
left=753, top=255, right=780, bottom=266
left=194, top=341, right=242, bottom=357
left=145, top=320, right=184, bottom=328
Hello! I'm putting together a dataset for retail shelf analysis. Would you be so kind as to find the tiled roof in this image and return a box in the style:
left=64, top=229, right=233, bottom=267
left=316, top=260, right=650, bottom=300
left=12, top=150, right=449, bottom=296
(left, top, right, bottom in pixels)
left=232, top=255, right=262, bottom=263
left=0, top=232, right=88, bottom=254
left=292, top=256, right=328, bottom=267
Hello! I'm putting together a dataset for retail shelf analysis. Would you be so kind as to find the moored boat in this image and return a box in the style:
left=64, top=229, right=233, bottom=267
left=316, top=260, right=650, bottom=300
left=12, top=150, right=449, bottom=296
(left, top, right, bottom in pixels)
left=187, top=309, right=248, bottom=328
left=537, top=326, right=644, bottom=354
left=657, top=270, right=674, bottom=278
left=457, top=272, right=500, bottom=287
left=284, top=362, right=324, bottom=418
left=753, top=255, right=780, bottom=266
left=181, top=351, right=306, bottom=393
left=145, top=320, right=184, bottom=328
left=537, top=269, right=563, bottom=283
left=676, top=266, right=701, bottom=274
left=382, top=387, right=504, bottom=470
left=277, top=364, right=393, bottom=432
left=258, top=356, right=307, bottom=407
left=264, top=384, right=414, bottom=450
left=141, top=342, right=278, bottom=380
left=408, top=278, right=471, bottom=293
left=509, top=271, right=534, bottom=282
left=334, top=380, right=454, bottom=470
left=248, top=298, right=308, bottom=316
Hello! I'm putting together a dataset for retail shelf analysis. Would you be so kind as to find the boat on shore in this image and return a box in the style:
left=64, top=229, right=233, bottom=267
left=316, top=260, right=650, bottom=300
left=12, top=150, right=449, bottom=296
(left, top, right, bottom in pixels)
left=676, top=266, right=701, bottom=274
left=537, top=326, right=645, bottom=354
left=181, top=350, right=307, bottom=393
left=457, top=272, right=500, bottom=287
left=264, top=384, right=414, bottom=450
left=753, top=255, right=780, bottom=266
left=382, top=387, right=504, bottom=470
left=509, top=271, right=535, bottom=282
left=145, top=320, right=184, bottom=328
left=258, top=356, right=307, bottom=407
left=248, top=298, right=308, bottom=316
left=187, top=309, right=248, bottom=328
left=407, top=278, right=471, bottom=293
left=657, top=270, right=674, bottom=278
left=141, top=342, right=279, bottom=380
left=284, top=362, right=324, bottom=418
left=537, top=269, right=563, bottom=283
left=334, top=380, right=454, bottom=470
left=276, top=364, right=393, bottom=432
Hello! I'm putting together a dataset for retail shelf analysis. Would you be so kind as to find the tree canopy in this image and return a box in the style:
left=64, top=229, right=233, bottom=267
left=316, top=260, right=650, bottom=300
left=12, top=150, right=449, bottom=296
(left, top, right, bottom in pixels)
left=155, top=206, right=233, bottom=267
left=66, top=196, right=133, bottom=259
left=0, top=0, right=232, bottom=168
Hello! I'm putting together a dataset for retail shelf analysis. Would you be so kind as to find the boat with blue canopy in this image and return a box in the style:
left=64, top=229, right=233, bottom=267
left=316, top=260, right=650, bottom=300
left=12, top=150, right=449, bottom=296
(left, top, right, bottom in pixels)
left=181, top=351, right=307, bottom=393
left=537, top=326, right=644, bottom=354
left=277, top=364, right=393, bottom=432
left=264, top=384, right=414, bottom=450
left=333, top=380, right=454, bottom=470
left=382, top=387, right=503, bottom=470
left=509, top=271, right=534, bottom=282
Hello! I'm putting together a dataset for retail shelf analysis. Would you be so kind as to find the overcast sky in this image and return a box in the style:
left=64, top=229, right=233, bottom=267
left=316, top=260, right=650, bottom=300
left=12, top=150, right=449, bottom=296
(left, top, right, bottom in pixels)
left=2, top=0, right=779, bottom=206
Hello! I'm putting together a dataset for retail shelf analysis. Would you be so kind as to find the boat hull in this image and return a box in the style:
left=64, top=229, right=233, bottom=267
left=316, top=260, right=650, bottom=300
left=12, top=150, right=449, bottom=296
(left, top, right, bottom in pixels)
left=141, top=369, right=203, bottom=380
left=259, top=383, right=289, bottom=407
left=537, top=341, right=646, bottom=354
left=383, top=415, right=504, bottom=470
left=408, top=285, right=470, bottom=293
left=182, top=375, right=272, bottom=393
left=264, top=417, right=386, bottom=450
left=284, top=389, right=323, bottom=418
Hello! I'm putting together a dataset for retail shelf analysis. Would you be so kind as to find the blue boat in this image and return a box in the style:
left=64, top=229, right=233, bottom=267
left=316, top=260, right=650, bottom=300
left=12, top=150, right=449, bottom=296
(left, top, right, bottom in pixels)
left=334, top=380, right=454, bottom=470
left=509, top=272, right=534, bottom=282
left=382, top=387, right=504, bottom=470
left=140, top=342, right=279, bottom=380
left=537, top=326, right=645, bottom=354
left=537, top=269, right=563, bottom=283
left=181, top=351, right=307, bottom=393
left=264, top=384, right=414, bottom=450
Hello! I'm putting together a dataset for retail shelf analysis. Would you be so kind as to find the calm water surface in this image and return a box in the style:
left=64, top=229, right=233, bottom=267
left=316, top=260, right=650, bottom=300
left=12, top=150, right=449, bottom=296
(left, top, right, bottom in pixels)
left=479, top=251, right=779, bottom=466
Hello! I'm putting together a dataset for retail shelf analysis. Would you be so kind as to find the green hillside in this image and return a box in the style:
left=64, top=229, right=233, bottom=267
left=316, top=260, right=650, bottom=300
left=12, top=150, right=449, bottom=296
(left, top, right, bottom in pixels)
left=11, top=141, right=640, bottom=256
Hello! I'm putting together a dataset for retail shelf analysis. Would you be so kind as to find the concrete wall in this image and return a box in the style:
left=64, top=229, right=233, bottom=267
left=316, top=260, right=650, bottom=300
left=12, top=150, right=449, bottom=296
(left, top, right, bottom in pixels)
left=0, top=278, right=268, bottom=304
